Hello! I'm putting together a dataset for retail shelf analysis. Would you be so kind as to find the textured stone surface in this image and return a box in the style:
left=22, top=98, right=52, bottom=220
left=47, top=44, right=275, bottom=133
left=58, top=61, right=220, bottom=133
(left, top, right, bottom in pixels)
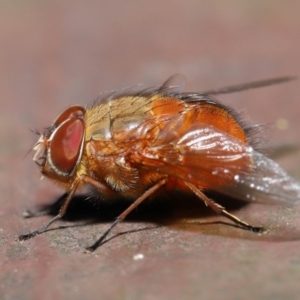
left=1, top=1, right=300, bottom=299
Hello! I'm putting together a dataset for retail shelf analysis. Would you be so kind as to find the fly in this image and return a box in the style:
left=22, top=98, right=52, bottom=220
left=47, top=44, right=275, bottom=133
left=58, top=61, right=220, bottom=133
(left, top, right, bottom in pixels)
left=18, top=74, right=300, bottom=252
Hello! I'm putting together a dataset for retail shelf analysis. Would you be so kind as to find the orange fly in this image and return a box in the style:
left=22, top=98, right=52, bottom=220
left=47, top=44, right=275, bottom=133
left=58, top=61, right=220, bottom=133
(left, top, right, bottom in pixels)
left=18, top=75, right=300, bottom=252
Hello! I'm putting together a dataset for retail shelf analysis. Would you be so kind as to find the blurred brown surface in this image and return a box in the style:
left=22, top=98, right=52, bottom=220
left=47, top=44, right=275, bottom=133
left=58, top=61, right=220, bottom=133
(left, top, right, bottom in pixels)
left=1, top=1, right=300, bottom=299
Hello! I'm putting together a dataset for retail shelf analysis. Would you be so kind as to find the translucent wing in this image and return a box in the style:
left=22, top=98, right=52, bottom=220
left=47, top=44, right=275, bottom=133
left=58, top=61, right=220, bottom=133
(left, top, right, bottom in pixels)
left=200, top=76, right=296, bottom=95
left=218, top=150, right=300, bottom=204
left=159, top=75, right=295, bottom=95
left=136, top=121, right=300, bottom=205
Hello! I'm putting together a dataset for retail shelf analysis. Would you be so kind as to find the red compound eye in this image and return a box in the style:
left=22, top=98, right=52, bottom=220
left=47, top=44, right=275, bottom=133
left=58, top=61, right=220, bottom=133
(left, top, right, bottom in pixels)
left=50, top=118, right=84, bottom=175
left=54, top=106, right=85, bottom=126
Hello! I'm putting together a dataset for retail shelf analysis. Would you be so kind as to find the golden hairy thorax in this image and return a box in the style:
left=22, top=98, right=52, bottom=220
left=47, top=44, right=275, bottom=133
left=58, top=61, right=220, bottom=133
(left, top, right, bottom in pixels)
left=84, top=94, right=247, bottom=144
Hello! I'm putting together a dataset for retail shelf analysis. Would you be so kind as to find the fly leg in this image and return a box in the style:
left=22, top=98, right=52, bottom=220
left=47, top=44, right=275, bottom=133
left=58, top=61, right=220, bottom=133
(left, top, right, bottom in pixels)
left=185, top=181, right=264, bottom=233
left=18, top=180, right=82, bottom=241
left=18, top=175, right=114, bottom=241
left=85, top=178, right=168, bottom=252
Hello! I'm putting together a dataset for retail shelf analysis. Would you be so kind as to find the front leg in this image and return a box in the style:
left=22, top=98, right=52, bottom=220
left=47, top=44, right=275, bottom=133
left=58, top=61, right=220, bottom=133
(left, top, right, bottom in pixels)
left=18, top=175, right=114, bottom=241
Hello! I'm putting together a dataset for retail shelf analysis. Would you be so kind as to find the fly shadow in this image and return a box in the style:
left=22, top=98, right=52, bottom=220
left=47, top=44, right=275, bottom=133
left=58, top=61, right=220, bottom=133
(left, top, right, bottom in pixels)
left=22, top=188, right=300, bottom=247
